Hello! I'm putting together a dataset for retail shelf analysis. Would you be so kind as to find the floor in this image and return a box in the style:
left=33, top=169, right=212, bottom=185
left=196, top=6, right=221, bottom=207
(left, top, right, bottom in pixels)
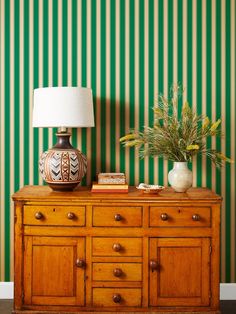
left=0, top=300, right=235, bottom=314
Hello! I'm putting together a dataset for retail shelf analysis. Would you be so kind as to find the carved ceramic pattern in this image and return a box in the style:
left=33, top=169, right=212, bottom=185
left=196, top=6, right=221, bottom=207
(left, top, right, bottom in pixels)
left=38, top=149, right=87, bottom=184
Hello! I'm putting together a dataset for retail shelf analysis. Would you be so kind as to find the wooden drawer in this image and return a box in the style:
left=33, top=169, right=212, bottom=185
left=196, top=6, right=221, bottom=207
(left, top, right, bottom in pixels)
left=150, top=206, right=211, bottom=227
left=92, top=237, right=142, bottom=257
left=92, top=288, right=141, bottom=307
left=23, top=205, right=85, bottom=226
left=93, top=263, right=142, bottom=281
left=92, top=206, right=142, bottom=227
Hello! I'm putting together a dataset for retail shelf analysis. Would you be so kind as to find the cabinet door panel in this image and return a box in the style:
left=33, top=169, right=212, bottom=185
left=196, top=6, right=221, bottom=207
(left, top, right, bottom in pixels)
left=149, top=238, right=210, bottom=307
left=24, top=236, right=85, bottom=306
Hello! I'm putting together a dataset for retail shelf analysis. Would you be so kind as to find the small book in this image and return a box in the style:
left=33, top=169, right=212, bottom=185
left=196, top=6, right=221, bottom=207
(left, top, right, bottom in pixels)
left=91, top=182, right=129, bottom=193
left=98, top=173, right=126, bottom=185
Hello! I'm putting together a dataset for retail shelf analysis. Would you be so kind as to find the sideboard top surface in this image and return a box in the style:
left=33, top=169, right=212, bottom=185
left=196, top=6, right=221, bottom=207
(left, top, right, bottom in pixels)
left=12, top=185, right=222, bottom=203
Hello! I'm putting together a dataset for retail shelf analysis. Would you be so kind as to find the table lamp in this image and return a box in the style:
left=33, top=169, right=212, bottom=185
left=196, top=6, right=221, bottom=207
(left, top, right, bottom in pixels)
left=33, top=87, right=94, bottom=191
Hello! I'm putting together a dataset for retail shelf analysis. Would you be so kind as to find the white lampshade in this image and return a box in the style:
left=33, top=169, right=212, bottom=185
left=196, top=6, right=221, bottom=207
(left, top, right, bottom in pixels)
left=33, top=87, right=94, bottom=128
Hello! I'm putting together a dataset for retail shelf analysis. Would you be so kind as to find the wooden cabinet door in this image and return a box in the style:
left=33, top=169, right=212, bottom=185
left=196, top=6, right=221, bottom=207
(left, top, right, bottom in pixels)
left=149, top=238, right=210, bottom=307
left=23, top=236, right=85, bottom=306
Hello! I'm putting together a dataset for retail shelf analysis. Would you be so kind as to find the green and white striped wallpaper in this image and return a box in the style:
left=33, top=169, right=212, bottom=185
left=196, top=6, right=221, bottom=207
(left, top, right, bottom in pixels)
left=0, top=0, right=235, bottom=283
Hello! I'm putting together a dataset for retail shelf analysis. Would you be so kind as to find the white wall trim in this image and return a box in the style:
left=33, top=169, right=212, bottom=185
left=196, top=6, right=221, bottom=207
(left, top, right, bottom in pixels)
left=0, top=282, right=13, bottom=299
left=220, top=283, right=236, bottom=300
left=0, top=282, right=236, bottom=300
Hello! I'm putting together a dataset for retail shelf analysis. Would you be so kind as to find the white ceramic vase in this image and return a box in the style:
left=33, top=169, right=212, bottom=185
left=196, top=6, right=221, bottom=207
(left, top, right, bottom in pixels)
left=168, top=161, right=193, bottom=192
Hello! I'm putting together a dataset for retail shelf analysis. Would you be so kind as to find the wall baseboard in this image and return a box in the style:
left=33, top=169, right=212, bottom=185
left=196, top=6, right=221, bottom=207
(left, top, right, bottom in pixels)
left=0, top=282, right=236, bottom=300
left=0, top=282, right=13, bottom=299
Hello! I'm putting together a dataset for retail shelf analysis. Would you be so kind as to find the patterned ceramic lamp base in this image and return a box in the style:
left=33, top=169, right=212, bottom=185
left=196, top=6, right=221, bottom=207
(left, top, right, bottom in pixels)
left=39, top=133, right=87, bottom=191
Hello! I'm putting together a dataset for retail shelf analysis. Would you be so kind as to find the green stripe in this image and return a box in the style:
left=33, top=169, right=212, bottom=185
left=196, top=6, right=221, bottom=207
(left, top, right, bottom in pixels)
left=148, top=0, right=154, bottom=184
left=4, top=0, right=10, bottom=281
left=139, top=0, right=145, bottom=183
left=215, top=0, right=221, bottom=196
left=71, top=0, right=77, bottom=86
left=206, top=0, right=212, bottom=188
left=23, top=0, right=30, bottom=184
left=33, top=0, right=39, bottom=184
left=158, top=0, right=164, bottom=185
left=62, top=0, right=68, bottom=86
left=119, top=0, right=126, bottom=174
left=187, top=0, right=193, bottom=172
left=225, top=0, right=231, bottom=283
left=177, top=0, right=183, bottom=118
left=52, top=0, right=58, bottom=86
left=110, top=0, right=116, bottom=172
left=100, top=0, right=106, bottom=172
left=129, top=0, right=135, bottom=185
left=14, top=0, right=20, bottom=190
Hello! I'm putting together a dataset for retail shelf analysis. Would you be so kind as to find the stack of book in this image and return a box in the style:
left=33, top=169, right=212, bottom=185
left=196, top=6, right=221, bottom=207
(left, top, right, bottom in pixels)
left=91, top=173, right=128, bottom=193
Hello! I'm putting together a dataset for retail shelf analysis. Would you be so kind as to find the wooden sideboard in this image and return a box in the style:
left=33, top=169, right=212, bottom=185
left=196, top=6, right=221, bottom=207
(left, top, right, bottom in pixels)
left=12, top=185, right=221, bottom=314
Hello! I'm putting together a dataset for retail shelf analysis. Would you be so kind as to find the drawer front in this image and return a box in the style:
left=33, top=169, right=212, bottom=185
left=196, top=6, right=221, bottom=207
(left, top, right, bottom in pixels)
left=92, top=288, right=141, bottom=307
left=93, top=263, right=142, bottom=281
left=23, top=205, right=85, bottom=226
left=150, top=206, right=211, bottom=227
left=92, top=206, right=142, bottom=227
left=92, top=237, right=142, bottom=257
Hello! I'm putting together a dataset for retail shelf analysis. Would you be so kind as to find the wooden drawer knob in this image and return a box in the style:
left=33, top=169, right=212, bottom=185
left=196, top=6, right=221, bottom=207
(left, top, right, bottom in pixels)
left=114, top=213, right=123, bottom=221
left=160, top=213, right=168, bottom=221
left=113, top=268, right=123, bottom=277
left=149, top=260, right=158, bottom=271
left=112, top=243, right=122, bottom=252
left=35, top=212, right=43, bottom=220
left=112, top=293, right=122, bottom=303
left=192, top=214, right=200, bottom=221
left=67, top=212, right=75, bottom=219
left=75, top=258, right=86, bottom=268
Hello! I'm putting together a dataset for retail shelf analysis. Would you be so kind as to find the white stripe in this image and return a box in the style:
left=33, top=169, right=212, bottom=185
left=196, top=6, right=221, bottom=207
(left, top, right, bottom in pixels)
left=67, top=0, right=72, bottom=86
left=48, top=0, right=53, bottom=148
left=115, top=0, right=120, bottom=173
left=38, top=0, right=43, bottom=185
left=125, top=0, right=130, bottom=184
left=0, top=0, right=5, bottom=281
left=211, top=0, right=216, bottom=192
left=76, top=0, right=82, bottom=151
left=58, top=0, right=62, bottom=86
left=230, top=0, right=235, bottom=283
left=77, top=0, right=82, bottom=86
left=192, top=0, right=197, bottom=187
left=48, top=0, right=53, bottom=87
left=163, top=0, right=168, bottom=187
left=134, top=0, right=139, bottom=185
left=221, top=0, right=226, bottom=283
left=173, top=0, right=178, bottom=84
left=144, top=0, right=149, bottom=184
left=95, top=0, right=101, bottom=174
left=106, top=0, right=111, bottom=172
left=86, top=0, right=92, bottom=185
